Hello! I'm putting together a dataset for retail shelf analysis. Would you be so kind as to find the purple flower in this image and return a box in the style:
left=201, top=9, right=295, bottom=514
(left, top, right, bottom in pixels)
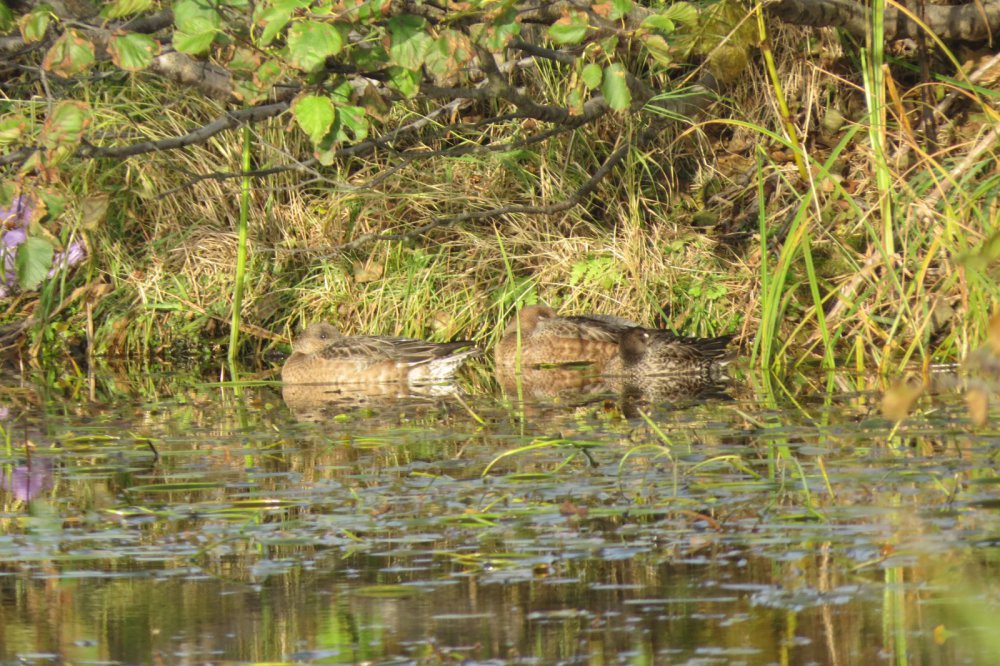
left=50, top=240, right=86, bottom=276
left=0, top=195, right=34, bottom=228
left=0, top=194, right=86, bottom=296
left=0, top=228, right=25, bottom=293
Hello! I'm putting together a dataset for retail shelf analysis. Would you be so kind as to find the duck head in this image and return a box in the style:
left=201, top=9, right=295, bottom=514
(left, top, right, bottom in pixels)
left=292, top=322, right=342, bottom=354
left=619, top=327, right=651, bottom=365
left=503, top=304, right=556, bottom=336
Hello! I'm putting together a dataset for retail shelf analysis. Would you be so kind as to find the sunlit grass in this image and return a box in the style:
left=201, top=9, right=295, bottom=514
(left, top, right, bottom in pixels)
left=1, top=21, right=995, bottom=379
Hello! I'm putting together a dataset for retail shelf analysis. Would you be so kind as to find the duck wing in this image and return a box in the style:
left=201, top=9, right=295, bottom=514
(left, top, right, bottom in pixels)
left=539, top=314, right=634, bottom=343
left=315, top=336, right=478, bottom=367
left=647, top=331, right=735, bottom=362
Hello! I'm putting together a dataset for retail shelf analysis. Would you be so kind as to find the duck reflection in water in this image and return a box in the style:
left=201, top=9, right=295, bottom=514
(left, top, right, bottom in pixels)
left=494, top=304, right=637, bottom=400
left=281, top=322, right=479, bottom=419
left=495, top=305, right=736, bottom=409
left=607, top=327, right=736, bottom=415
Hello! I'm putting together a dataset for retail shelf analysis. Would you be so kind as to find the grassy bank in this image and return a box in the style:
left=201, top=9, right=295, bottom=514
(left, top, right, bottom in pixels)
left=4, top=28, right=998, bottom=374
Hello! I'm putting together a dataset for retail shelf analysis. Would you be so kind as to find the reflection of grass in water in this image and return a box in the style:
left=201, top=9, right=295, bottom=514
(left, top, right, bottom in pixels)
left=1, top=365, right=998, bottom=661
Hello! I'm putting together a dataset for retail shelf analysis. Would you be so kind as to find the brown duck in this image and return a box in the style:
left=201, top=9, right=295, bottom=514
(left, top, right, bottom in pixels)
left=495, top=304, right=639, bottom=382
left=282, top=322, right=479, bottom=385
left=603, top=327, right=734, bottom=379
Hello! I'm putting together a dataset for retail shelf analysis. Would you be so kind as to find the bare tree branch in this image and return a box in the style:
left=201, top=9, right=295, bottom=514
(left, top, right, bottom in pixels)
left=321, top=127, right=650, bottom=254
left=0, top=103, right=289, bottom=167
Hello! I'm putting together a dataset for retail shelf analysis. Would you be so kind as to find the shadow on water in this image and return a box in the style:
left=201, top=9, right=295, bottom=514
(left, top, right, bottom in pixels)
left=0, top=357, right=998, bottom=664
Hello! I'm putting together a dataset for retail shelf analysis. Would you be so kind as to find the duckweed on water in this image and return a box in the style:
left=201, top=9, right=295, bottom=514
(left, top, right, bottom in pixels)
left=0, top=364, right=998, bottom=664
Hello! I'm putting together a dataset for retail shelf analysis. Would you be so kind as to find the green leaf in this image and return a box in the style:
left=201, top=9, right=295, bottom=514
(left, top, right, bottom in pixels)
left=287, top=20, right=344, bottom=72
left=173, top=0, right=220, bottom=34
left=110, top=32, right=158, bottom=71
left=388, top=66, right=421, bottom=98
left=19, top=6, right=50, bottom=43
left=102, top=0, right=152, bottom=19
left=253, top=0, right=310, bottom=46
left=601, top=63, right=631, bottom=111
left=42, top=30, right=96, bottom=77
left=0, top=182, right=13, bottom=209
left=333, top=105, right=368, bottom=142
left=292, top=94, right=335, bottom=144
left=173, top=30, right=216, bottom=54
left=547, top=11, right=589, bottom=45
left=662, top=2, right=698, bottom=25
left=0, top=1, right=15, bottom=32
left=315, top=105, right=369, bottom=164
left=388, top=14, right=433, bottom=69
left=0, top=114, right=26, bottom=146
left=254, top=59, right=283, bottom=87
left=600, top=35, right=619, bottom=54
left=255, top=6, right=290, bottom=46
left=172, top=0, right=220, bottom=53
left=328, top=80, right=353, bottom=105
left=581, top=63, right=603, bottom=90
left=610, top=0, right=633, bottom=20
left=641, top=15, right=675, bottom=33
left=16, top=237, right=54, bottom=291
left=353, top=43, right=390, bottom=71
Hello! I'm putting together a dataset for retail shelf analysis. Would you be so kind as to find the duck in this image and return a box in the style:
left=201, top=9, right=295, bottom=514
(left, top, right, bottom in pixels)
left=282, top=322, right=480, bottom=385
left=494, top=304, right=639, bottom=382
left=603, top=326, right=734, bottom=379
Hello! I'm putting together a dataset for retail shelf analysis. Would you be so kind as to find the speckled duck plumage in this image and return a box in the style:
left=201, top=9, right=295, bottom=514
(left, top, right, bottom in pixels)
left=282, top=322, right=479, bottom=385
left=494, top=304, right=639, bottom=382
left=603, top=327, right=734, bottom=379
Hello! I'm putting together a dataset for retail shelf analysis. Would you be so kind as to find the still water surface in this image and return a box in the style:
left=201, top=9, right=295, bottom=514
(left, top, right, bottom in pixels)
left=0, top=365, right=997, bottom=665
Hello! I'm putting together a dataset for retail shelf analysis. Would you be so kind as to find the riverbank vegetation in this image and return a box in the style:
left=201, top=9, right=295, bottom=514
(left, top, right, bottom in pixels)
left=1, top=0, right=998, bottom=373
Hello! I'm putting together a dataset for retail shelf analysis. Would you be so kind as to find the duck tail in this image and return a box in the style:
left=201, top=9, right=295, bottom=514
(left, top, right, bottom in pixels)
left=699, top=335, right=736, bottom=364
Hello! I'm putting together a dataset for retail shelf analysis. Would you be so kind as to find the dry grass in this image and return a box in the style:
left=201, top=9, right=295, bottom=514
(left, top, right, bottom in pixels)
left=8, top=22, right=993, bottom=371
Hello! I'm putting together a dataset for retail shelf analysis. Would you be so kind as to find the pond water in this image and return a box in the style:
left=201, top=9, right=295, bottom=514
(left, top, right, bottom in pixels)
left=0, top=363, right=998, bottom=665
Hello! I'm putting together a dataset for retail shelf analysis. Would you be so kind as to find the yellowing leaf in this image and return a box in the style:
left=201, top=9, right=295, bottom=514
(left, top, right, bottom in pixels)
left=0, top=114, right=27, bottom=146
left=102, top=0, right=153, bottom=19
left=601, top=63, right=631, bottom=111
left=548, top=11, right=589, bottom=45
left=42, top=30, right=96, bottom=77
left=41, top=101, right=91, bottom=152
left=79, top=195, right=109, bottom=230
left=643, top=33, right=673, bottom=67
left=19, top=7, right=50, bottom=43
